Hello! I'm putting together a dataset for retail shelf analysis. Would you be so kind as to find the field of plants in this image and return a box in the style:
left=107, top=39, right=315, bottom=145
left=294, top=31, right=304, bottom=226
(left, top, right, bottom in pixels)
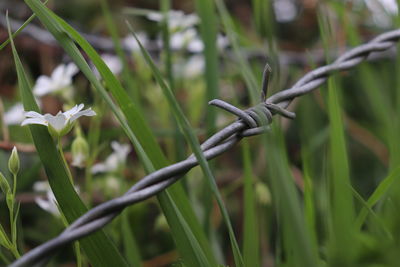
left=0, top=0, right=400, bottom=266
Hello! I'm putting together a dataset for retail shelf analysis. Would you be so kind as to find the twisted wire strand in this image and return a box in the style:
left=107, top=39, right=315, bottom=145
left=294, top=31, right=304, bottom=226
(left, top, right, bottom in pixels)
left=11, top=28, right=400, bottom=267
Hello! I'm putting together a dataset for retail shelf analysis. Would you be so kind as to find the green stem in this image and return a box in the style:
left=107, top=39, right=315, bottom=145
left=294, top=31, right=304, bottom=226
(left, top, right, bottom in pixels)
left=57, top=137, right=74, bottom=185
left=10, top=246, right=20, bottom=259
left=9, top=174, right=20, bottom=259
left=85, top=95, right=103, bottom=203
left=74, top=241, right=83, bottom=267
left=12, top=174, right=17, bottom=199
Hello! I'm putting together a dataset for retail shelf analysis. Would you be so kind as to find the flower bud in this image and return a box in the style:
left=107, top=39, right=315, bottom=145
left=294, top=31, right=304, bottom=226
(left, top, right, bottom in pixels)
left=255, top=182, right=271, bottom=206
left=71, top=135, right=89, bottom=168
left=8, top=147, right=20, bottom=176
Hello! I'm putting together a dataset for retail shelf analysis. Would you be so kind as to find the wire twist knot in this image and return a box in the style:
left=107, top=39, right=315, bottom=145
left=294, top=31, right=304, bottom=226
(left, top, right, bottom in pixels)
left=209, top=99, right=295, bottom=137
left=209, top=63, right=295, bottom=137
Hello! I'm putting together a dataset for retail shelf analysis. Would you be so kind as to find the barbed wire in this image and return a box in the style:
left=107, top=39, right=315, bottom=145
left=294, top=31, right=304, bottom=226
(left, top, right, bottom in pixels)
left=10, top=28, right=400, bottom=267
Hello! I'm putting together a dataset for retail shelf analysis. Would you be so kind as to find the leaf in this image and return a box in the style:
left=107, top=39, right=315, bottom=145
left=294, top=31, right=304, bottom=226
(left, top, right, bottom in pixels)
left=8, top=14, right=129, bottom=266
left=0, top=172, right=10, bottom=195
left=318, top=15, right=358, bottom=263
left=121, top=211, right=142, bottom=266
left=355, top=166, right=400, bottom=229
left=264, top=124, right=319, bottom=267
left=241, top=141, right=260, bottom=267
left=22, top=1, right=217, bottom=266
left=0, top=224, right=12, bottom=249
left=127, top=24, right=244, bottom=267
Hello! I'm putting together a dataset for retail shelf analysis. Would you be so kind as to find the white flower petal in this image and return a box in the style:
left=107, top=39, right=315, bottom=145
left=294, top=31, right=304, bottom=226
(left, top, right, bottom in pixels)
left=72, top=152, right=85, bottom=168
left=187, top=38, right=204, bottom=53
left=70, top=108, right=96, bottom=122
left=64, top=104, right=83, bottom=118
left=51, top=64, right=66, bottom=82
left=33, top=76, right=55, bottom=96
left=91, top=163, right=108, bottom=174
left=104, top=154, right=120, bottom=171
left=35, top=190, right=60, bottom=216
left=111, top=141, right=131, bottom=163
left=24, top=111, right=44, bottom=118
left=147, top=11, right=164, bottom=22
left=33, top=63, right=77, bottom=97
left=21, top=117, right=48, bottom=126
left=33, top=181, right=50, bottom=192
left=101, top=54, right=123, bottom=75
left=123, top=33, right=148, bottom=52
left=44, top=113, right=67, bottom=131
left=65, top=63, right=79, bottom=77
left=4, top=103, right=25, bottom=125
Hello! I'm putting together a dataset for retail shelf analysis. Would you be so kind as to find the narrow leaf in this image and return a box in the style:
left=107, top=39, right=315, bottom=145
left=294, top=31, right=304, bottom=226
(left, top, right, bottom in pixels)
left=8, top=14, right=129, bottom=267
left=127, top=24, right=244, bottom=266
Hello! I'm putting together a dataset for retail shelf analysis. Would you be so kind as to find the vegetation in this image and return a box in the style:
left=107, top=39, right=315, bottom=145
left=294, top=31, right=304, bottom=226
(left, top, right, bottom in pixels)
left=0, top=0, right=399, bottom=266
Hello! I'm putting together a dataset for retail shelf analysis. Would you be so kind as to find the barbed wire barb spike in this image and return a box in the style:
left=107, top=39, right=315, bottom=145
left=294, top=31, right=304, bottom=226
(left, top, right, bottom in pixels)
left=261, top=63, right=272, bottom=102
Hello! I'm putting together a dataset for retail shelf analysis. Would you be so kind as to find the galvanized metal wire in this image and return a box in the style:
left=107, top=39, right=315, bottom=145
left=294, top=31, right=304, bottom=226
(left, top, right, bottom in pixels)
left=10, top=28, right=400, bottom=267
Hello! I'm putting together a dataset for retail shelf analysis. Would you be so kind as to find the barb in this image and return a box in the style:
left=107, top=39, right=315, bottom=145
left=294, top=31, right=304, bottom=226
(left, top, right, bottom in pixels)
left=10, top=28, right=400, bottom=267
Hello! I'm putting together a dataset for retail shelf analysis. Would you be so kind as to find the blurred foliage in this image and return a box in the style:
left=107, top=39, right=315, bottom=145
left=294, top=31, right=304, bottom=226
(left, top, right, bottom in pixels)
left=0, top=0, right=400, bottom=266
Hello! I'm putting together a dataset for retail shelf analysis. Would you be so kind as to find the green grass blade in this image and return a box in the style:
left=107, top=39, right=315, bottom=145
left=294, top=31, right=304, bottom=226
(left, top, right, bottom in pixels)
left=160, top=0, right=186, bottom=162
left=215, top=0, right=259, bottom=104
left=127, top=24, right=244, bottom=266
left=194, top=0, right=219, bottom=237
left=0, top=13, right=36, bottom=51
left=121, top=211, right=142, bottom=266
left=298, top=95, right=325, bottom=252
left=264, top=125, right=319, bottom=267
left=241, top=141, right=260, bottom=267
left=21, top=2, right=217, bottom=266
left=99, top=0, right=141, bottom=106
left=194, top=0, right=219, bottom=134
left=318, top=12, right=358, bottom=264
left=7, top=16, right=129, bottom=267
left=326, top=77, right=358, bottom=264
left=355, top=166, right=400, bottom=229
left=158, top=185, right=218, bottom=267
left=350, top=187, right=392, bottom=239
left=160, top=191, right=214, bottom=267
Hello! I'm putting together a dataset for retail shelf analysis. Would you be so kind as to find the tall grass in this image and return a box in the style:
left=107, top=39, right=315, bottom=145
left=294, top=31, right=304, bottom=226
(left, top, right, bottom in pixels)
left=1, top=0, right=400, bottom=266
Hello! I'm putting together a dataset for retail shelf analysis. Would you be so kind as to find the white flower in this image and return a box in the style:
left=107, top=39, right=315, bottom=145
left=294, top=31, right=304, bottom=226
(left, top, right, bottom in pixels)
left=33, top=181, right=60, bottom=217
left=174, top=55, right=205, bottom=78
left=168, top=28, right=204, bottom=52
left=123, top=33, right=149, bottom=52
left=33, top=63, right=78, bottom=97
left=21, top=104, right=96, bottom=138
left=217, top=34, right=230, bottom=51
left=162, top=29, right=228, bottom=53
left=273, top=0, right=297, bottom=23
left=3, top=103, right=25, bottom=126
left=365, top=0, right=398, bottom=27
left=93, top=54, right=123, bottom=79
left=92, top=141, right=131, bottom=174
left=378, top=0, right=398, bottom=14
left=147, top=10, right=199, bottom=32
